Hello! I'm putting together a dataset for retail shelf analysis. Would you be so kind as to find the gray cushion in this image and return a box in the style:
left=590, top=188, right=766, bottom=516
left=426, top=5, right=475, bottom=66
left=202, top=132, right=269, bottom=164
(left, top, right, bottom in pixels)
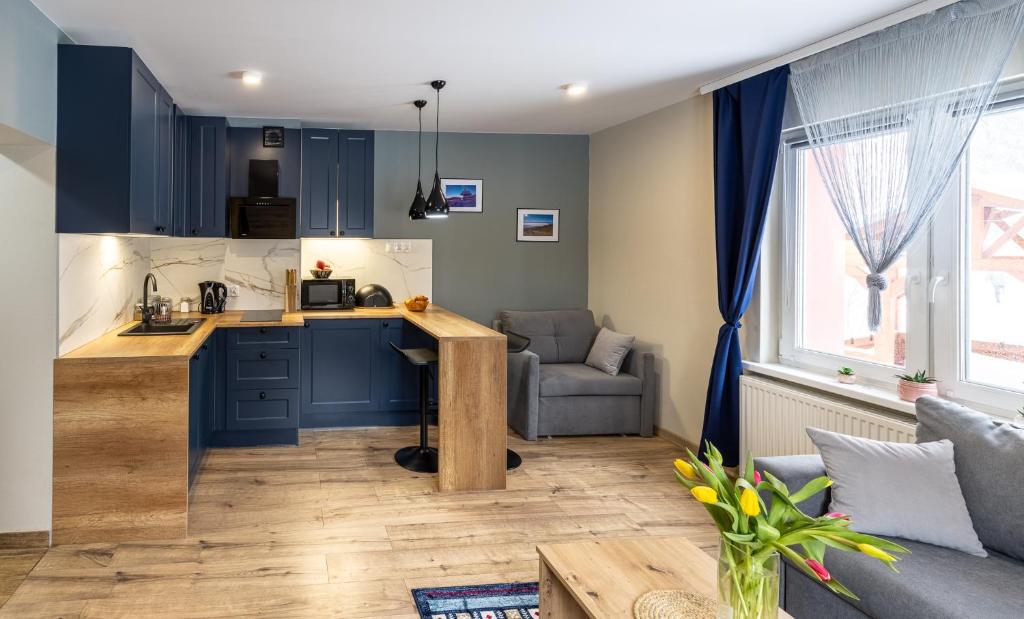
left=584, top=327, right=635, bottom=376
left=915, top=396, right=1024, bottom=560
left=499, top=310, right=596, bottom=364
left=807, top=427, right=985, bottom=557
left=538, top=363, right=642, bottom=397
left=812, top=539, right=1024, bottom=619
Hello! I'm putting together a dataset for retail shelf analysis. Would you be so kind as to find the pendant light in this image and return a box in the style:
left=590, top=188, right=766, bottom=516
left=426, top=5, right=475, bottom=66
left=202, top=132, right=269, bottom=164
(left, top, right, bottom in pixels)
left=424, top=80, right=449, bottom=219
left=408, top=99, right=428, bottom=220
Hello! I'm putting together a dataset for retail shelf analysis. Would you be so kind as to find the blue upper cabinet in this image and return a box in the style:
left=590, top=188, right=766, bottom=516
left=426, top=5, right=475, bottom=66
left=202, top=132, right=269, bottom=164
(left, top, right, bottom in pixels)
left=339, top=130, right=374, bottom=237
left=187, top=117, right=228, bottom=237
left=172, top=106, right=188, bottom=237
left=300, top=129, right=373, bottom=238
left=57, top=45, right=175, bottom=235
left=300, top=129, right=339, bottom=237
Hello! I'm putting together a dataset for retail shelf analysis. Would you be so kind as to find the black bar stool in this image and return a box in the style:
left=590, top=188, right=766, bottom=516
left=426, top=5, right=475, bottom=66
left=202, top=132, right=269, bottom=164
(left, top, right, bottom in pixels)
left=390, top=342, right=440, bottom=473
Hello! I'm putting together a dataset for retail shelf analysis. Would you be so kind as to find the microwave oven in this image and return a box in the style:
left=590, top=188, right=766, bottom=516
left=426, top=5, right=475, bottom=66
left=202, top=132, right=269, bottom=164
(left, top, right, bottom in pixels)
left=301, top=278, right=356, bottom=310
left=229, top=197, right=297, bottom=239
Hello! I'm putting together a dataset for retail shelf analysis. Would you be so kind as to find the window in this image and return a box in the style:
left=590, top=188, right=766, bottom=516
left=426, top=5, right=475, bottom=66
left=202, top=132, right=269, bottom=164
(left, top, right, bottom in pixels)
left=779, top=90, right=1024, bottom=415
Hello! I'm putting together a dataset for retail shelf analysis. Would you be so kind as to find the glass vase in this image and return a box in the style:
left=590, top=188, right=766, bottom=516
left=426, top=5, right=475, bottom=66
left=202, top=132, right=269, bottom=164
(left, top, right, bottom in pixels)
left=717, top=538, right=780, bottom=619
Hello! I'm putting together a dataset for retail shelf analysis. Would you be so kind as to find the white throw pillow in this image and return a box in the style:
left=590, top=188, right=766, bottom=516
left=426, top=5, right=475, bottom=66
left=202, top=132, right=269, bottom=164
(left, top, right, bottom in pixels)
left=584, top=328, right=635, bottom=376
left=807, top=427, right=986, bottom=557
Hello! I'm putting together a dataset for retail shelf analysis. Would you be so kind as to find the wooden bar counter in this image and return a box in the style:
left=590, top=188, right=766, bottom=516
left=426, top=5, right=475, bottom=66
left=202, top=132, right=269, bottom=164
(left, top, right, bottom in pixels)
left=53, top=306, right=506, bottom=544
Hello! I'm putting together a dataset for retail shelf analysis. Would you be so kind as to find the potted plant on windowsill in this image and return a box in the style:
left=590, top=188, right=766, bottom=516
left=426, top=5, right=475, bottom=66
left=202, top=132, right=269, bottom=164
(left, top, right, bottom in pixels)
left=895, top=370, right=938, bottom=402
left=837, top=367, right=857, bottom=385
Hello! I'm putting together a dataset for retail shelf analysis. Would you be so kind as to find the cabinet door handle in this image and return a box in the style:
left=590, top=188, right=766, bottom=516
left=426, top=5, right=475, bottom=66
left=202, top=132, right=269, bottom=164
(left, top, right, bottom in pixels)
left=329, top=230, right=336, bottom=236
left=191, top=228, right=197, bottom=236
left=260, top=327, right=268, bottom=334
left=382, top=321, right=388, bottom=328
left=259, top=351, right=267, bottom=359
left=304, top=322, right=310, bottom=328
left=202, top=344, right=208, bottom=351
left=259, top=392, right=267, bottom=400
left=192, top=353, right=199, bottom=361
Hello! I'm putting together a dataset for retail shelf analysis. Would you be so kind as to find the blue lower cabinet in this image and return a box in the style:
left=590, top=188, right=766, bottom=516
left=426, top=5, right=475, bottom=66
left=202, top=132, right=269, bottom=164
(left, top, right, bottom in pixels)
left=379, top=319, right=436, bottom=412
left=301, top=319, right=379, bottom=426
left=226, top=389, right=299, bottom=431
left=188, top=332, right=218, bottom=487
left=226, top=348, right=301, bottom=390
left=225, top=326, right=300, bottom=349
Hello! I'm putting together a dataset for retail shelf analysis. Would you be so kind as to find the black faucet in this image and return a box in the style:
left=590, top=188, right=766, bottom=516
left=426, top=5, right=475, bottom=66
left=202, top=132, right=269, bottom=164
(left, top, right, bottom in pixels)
left=142, top=273, right=158, bottom=325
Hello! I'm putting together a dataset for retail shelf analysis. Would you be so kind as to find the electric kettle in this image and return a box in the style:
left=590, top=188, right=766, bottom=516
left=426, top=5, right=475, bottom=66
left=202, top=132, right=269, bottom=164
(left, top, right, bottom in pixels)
left=198, top=281, right=228, bottom=314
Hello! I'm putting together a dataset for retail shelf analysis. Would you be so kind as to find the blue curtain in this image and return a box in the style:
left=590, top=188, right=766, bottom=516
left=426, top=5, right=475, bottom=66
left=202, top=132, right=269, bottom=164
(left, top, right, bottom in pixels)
left=699, top=66, right=790, bottom=467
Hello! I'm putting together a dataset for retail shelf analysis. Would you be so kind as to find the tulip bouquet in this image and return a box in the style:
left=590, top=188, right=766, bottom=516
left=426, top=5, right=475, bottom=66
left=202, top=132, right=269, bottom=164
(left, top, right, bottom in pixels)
left=674, top=443, right=908, bottom=619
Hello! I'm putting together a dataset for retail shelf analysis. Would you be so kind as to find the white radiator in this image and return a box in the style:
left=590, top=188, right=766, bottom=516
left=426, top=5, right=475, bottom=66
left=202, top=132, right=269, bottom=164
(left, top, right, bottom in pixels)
left=739, top=375, right=916, bottom=459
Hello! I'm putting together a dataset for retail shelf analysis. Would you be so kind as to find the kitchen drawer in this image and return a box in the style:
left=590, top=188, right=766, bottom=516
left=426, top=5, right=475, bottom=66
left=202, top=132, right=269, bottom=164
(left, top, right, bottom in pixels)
left=225, top=326, right=300, bottom=349
left=225, top=389, right=299, bottom=430
left=225, top=348, right=300, bottom=390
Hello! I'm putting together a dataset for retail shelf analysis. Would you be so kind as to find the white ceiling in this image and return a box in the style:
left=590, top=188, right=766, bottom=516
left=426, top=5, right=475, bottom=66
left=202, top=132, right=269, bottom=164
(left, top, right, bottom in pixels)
left=34, top=0, right=924, bottom=134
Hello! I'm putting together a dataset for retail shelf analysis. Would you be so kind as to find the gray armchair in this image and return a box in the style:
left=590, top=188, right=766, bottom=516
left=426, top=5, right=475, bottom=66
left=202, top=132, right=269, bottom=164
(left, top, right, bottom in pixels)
left=493, top=309, right=654, bottom=440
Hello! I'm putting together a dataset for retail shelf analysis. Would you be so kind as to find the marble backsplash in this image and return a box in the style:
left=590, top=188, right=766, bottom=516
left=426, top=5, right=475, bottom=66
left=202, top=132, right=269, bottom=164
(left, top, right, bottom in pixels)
left=58, top=234, right=151, bottom=355
left=150, top=238, right=300, bottom=311
left=58, top=235, right=432, bottom=355
left=301, top=239, right=432, bottom=301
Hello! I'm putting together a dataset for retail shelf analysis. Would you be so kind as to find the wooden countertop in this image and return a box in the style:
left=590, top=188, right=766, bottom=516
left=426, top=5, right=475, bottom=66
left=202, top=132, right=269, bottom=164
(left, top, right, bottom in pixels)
left=59, top=305, right=503, bottom=361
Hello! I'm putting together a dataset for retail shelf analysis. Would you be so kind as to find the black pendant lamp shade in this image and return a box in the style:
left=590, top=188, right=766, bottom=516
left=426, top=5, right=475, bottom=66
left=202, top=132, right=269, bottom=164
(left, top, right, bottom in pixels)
left=408, top=100, right=428, bottom=221
left=424, top=80, right=449, bottom=219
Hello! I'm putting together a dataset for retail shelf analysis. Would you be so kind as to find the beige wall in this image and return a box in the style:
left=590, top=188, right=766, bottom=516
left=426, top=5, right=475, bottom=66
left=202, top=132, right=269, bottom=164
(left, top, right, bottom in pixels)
left=0, top=139, right=56, bottom=534
left=588, top=94, right=720, bottom=446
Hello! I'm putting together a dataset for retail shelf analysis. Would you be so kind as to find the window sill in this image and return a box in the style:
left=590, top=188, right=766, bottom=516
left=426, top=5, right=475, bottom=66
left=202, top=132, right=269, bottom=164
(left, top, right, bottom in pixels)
left=742, top=361, right=918, bottom=417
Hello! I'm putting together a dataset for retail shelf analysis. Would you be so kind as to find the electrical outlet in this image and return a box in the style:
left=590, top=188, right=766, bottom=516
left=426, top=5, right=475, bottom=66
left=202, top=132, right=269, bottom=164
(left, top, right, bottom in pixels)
left=227, top=284, right=240, bottom=297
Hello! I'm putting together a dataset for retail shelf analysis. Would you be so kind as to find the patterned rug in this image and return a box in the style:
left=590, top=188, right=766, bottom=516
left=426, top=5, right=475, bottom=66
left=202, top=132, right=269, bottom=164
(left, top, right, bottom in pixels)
left=410, top=582, right=540, bottom=619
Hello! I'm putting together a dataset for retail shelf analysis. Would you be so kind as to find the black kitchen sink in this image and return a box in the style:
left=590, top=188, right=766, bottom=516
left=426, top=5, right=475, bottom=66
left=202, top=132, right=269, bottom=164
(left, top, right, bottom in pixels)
left=119, top=318, right=206, bottom=336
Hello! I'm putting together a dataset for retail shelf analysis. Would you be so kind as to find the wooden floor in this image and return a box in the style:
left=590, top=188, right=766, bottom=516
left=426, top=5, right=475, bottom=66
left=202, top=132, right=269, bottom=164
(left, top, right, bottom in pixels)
left=0, top=427, right=716, bottom=618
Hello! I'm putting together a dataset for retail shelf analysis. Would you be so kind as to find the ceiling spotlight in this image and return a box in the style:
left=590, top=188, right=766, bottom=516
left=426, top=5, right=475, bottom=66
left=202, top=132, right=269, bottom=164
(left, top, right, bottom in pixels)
left=241, top=71, right=263, bottom=86
left=563, top=83, right=587, bottom=97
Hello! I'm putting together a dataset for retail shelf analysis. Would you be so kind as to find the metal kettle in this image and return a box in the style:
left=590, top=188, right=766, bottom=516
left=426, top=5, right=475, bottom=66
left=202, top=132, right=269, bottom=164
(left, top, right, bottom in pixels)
left=198, top=281, right=228, bottom=314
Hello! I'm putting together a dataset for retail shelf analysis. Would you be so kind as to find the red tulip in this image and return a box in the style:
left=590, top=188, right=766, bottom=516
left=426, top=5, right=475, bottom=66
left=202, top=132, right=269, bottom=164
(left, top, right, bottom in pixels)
left=826, top=512, right=850, bottom=520
left=806, top=559, right=831, bottom=582
left=753, top=470, right=762, bottom=484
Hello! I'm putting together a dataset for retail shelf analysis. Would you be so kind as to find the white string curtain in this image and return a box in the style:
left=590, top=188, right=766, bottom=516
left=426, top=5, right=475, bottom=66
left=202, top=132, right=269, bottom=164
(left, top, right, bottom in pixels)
left=790, top=0, right=1024, bottom=331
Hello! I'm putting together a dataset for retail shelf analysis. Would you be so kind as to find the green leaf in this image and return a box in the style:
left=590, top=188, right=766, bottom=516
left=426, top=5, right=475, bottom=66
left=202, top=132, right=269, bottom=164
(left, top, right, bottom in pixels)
left=789, top=476, right=833, bottom=504
left=755, top=519, right=780, bottom=543
left=744, top=452, right=756, bottom=485
left=801, top=539, right=826, bottom=564
left=723, top=532, right=756, bottom=543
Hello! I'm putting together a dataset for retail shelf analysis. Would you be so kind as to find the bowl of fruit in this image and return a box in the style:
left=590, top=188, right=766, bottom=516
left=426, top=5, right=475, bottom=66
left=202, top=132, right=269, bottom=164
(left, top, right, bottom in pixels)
left=404, top=295, right=430, bottom=312
left=310, top=260, right=333, bottom=279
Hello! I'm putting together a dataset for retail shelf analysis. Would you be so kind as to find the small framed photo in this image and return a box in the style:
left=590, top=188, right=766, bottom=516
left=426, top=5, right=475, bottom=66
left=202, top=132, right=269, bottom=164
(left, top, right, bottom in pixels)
left=441, top=178, right=483, bottom=213
left=263, top=126, right=285, bottom=148
left=517, top=208, right=559, bottom=242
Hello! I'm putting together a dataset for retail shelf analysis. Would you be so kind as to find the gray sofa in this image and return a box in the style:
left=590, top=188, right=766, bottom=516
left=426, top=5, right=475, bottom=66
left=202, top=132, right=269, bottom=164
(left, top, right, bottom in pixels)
left=756, top=397, right=1024, bottom=619
left=492, top=309, right=654, bottom=440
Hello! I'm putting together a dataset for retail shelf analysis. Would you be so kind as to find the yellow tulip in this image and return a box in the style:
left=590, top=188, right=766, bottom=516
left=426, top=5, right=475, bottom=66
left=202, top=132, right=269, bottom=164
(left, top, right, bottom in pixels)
left=857, top=543, right=895, bottom=562
left=674, top=459, right=697, bottom=480
left=691, top=486, right=718, bottom=504
left=740, top=488, right=760, bottom=516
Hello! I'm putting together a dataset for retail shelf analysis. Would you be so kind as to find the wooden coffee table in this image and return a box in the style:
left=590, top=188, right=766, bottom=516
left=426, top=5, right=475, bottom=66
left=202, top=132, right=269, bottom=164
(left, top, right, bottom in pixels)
left=537, top=536, right=794, bottom=618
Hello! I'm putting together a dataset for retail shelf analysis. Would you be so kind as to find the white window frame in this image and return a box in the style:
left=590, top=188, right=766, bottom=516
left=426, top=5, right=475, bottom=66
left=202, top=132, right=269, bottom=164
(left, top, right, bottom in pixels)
left=777, top=83, right=1024, bottom=418
left=778, top=132, right=931, bottom=388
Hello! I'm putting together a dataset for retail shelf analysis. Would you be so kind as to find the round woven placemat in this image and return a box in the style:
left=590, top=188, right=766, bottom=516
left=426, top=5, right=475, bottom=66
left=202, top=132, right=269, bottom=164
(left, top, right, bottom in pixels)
left=633, top=589, right=717, bottom=619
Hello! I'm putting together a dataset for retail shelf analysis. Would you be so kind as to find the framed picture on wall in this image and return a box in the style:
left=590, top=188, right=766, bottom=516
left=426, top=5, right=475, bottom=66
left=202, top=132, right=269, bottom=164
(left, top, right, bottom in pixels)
left=517, top=208, right=559, bottom=242
left=262, top=126, right=285, bottom=148
left=441, top=178, right=483, bottom=212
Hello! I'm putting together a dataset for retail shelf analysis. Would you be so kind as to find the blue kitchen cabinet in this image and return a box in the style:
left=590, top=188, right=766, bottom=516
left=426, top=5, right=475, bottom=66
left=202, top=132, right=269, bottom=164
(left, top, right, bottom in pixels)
left=172, top=106, right=189, bottom=237
left=187, top=116, right=228, bottom=237
left=300, top=129, right=374, bottom=238
left=379, top=319, right=437, bottom=412
left=300, top=129, right=339, bottom=237
left=339, top=130, right=374, bottom=237
left=188, top=331, right=218, bottom=487
left=57, top=45, right=175, bottom=235
left=301, top=319, right=380, bottom=425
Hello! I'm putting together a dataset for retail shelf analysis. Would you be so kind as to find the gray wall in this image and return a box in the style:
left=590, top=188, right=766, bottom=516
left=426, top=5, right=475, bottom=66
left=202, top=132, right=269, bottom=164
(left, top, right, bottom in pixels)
left=374, top=131, right=589, bottom=325
left=0, top=0, right=68, bottom=145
